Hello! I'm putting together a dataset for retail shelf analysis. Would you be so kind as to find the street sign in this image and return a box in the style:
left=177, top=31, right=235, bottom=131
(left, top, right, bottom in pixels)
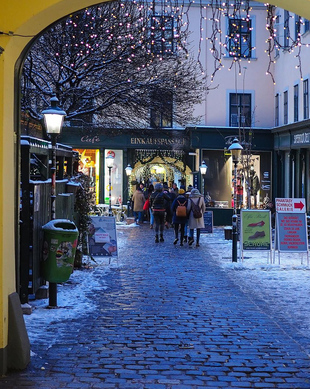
left=275, top=198, right=306, bottom=213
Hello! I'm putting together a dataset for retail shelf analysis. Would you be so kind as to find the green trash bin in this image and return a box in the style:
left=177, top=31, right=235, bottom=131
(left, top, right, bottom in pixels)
left=42, top=219, right=79, bottom=283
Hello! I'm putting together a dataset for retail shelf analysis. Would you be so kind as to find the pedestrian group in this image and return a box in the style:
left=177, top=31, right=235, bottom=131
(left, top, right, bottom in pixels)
left=132, top=182, right=206, bottom=247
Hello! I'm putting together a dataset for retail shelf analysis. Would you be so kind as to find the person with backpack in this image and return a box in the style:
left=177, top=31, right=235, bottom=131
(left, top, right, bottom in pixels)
left=187, top=188, right=206, bottom=247
left=149, top=183, right=171, bottom=243
left=171, top=186, right=188, bottom=246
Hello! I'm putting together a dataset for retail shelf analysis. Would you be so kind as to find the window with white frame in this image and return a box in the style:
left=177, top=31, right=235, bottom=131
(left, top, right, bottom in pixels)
left=284, top=10, right=290, bottom=48
left=229, top=93, right=251, bottom=127
left=283, top=90, right=288, bottom=124
left=303, top=79, right=309, bottom=119
left=275, top=93, right=279, bottom=126
left=295, top=14, right=301, bottom=41
left=151, top=15, right=174, bottom=55
left=228, top=19, right=252, bottom=58
left=275, top=14, right=281, bottom=57
left=294, top=84, right=299, bottom=122
left=150, top=90, right=173, bottom=128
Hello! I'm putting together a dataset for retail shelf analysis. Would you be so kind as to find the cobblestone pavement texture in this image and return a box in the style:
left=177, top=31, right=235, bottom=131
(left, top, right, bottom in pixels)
left=1, top=224, right=310, bottom=388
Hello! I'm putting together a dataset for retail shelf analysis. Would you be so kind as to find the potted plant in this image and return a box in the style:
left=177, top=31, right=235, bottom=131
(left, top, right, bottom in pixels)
left=70, top=173, right=95, bottom=267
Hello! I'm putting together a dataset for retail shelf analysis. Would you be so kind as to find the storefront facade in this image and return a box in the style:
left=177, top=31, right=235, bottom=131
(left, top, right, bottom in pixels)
left=60, top=125, right=195, bottom=206
left=188, top=127, right=273, bottom=209
left=273, top=119, right=310, bottom=212
left=60, top=125, right=274, bottom=212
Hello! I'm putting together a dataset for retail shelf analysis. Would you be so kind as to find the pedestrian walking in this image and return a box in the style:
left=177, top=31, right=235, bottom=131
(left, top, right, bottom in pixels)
left=183, top=185, right=193, bottom=242
left=146, top=184, right=154, bottom=229
left=187, top=188, right=206, bottom=247
left=171, top=186, right=188, bottom=246
left=132, top=184, right=145, bottom=225
left=163, top=183, right=173, bottom=228
left=149, top=183, right=171, bottom=243
left=172, top=182, right=179, bottom=196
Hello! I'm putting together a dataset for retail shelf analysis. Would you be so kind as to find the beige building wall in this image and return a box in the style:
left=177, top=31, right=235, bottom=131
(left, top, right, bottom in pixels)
left=189, top=2, right=275, bottom=128
left=273, top=9, right=310, bottom=126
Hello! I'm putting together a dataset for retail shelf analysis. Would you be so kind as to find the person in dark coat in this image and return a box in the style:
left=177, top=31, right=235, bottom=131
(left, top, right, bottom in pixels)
left=149, top=183, right=171, bottom=243
left=171, top=187, right=188, bottom=246
left=163, top=183, right=173, bottom=228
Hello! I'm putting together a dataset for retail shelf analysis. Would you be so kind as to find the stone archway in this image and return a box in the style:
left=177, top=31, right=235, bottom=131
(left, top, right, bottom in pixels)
left=1, top=0, right=310, bottom=376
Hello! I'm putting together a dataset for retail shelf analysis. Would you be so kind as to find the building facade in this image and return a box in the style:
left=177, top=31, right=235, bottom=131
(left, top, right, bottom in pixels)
left=0, top=0, right=309, bottom=376
left=60, top=2, right=276, bottom=212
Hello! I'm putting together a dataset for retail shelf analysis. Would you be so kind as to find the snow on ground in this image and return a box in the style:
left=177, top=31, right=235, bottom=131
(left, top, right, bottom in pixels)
left=205, top=227, right=310, bottom=352
left=24, top=256, right=111, bottom=344
left=24, top=223, right=310, bottom=354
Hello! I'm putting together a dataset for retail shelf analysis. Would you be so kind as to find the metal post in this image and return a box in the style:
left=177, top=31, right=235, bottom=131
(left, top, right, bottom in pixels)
left=50, top=135, right=57, bottom=221
left=108, top=166, right=112, bottom=216
left=42, top=96, right=66, bottom=309
left=203, top=176, right=205, bottom=199
left=232, top=161, right=238, bottom=262
left=49, top=134, right=57, bottom=307
left=127, top=176, right=131, bottom=217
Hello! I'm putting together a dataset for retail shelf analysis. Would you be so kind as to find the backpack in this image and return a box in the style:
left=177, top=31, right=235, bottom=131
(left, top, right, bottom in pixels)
left=190, top=198, right=202, bottom=218
left=176, top=200, right=187, bottom=217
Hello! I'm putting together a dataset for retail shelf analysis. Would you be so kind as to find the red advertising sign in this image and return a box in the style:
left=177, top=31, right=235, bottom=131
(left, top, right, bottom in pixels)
left=275, top=198, right=306, bottom=213
left=276, top=213, right=308, bottom=252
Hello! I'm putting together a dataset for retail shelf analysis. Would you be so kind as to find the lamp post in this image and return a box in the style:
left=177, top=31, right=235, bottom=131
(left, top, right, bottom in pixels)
left=125, top=164, right=133, bottom=216
left=199, top=160, right=208, bottom=198
left=41, top=95, right=66, bottom=307
left=228, top=138, right=243, bottom=262
left=106, top=154, right=115, bottom=216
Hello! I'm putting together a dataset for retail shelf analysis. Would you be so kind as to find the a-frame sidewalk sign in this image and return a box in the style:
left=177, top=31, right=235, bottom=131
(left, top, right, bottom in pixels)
left=274, top=198, right=308, bottom=266
left=240, top=209, right=272, bottom=263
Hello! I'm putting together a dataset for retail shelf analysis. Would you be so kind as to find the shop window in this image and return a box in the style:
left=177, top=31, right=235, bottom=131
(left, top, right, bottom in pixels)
left=151, top=15, right=174, bottom=55
left=150, top=90, right=173, bottom=128
left=75, top=148, right=100, bottom=204
left=228, top=19, right=252, bottom=58
left=202, top=150, right=231, bottom=206
left=229, top=93, right=251, bottom=127
left=104, top=150, right=123, bottom=206
left=303, top=79, right=309, bottom=119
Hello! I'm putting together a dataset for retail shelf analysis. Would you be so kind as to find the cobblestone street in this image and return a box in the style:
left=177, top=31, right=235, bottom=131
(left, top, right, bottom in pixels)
left=1, top=224, right=310, bottom=388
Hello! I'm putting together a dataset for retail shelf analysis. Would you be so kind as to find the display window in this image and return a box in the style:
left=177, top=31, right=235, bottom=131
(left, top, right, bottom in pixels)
left=75, top=148, right=100, bottom=204
left=202, top=149, right=271, bottom=209
left=104, top=150, right=123, bottom=206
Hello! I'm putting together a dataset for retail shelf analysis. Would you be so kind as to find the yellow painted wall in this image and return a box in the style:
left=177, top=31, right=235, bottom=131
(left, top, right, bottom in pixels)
left=0, top=0, right=309, bottom=372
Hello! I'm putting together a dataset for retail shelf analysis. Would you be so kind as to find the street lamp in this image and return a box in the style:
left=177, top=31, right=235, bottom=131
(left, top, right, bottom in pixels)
left=41, top=95, right=66, bottom=307
left=106, top=154, right=115, bottom=216
left=42, top=96, right=66, bottom=220
left=125, top=164, right=133, bottom=216
left=228, top=138, right=243, bottom=262
left=199, top=160, right=208, bottom=198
